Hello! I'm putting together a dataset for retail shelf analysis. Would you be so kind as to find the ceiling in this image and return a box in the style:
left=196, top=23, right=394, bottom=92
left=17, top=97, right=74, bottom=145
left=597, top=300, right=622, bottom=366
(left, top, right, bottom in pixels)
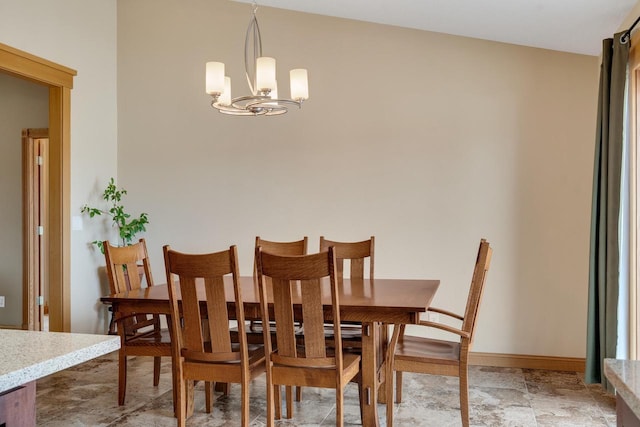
left=237, top=0, right=638, bottom=56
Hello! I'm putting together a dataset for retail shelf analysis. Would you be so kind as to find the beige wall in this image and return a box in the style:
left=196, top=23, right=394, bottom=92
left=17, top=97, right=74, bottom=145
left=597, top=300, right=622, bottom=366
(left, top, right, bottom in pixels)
left=117, top=0, right=599, bottom=357
left=0, top=0, right=603, bottom=358
left=0, top=74, right=48, bottom=326
left=0, top=0, right=118, bottom=332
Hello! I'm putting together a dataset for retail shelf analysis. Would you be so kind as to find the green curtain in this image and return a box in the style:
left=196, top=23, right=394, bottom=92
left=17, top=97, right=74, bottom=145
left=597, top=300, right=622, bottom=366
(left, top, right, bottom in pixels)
left=586, top=32, right=629, bottom=389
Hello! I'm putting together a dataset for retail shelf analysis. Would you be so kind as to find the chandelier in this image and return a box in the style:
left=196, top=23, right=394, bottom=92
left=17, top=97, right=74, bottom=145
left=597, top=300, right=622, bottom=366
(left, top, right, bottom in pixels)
left=205, top=3, right=309, bottom=116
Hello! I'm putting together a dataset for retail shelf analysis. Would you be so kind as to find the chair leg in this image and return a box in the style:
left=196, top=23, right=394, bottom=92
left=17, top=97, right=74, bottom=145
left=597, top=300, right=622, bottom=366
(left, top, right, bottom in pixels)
left=460, top=366, right=470, bottom=427
left=336, top=387, right=344, bottom=427
left=205, top=381, right=212, bottom=413
left=177, top=377, right=187, bottom=427
left=153, top=356, right=161, bottom=386
left=214, top=382, right=229, bottom=394
left=356, top=374, right=364, bottom=425
left=118, top=351, right=127, bottom=405
left=286, top=386, right=293, bottom=418
left=395, top=371, right=403, bottom=403
left=295, top=386, right=302, bottom=401
left=186, top=380, right=195, bottom=418
left=241, top=381, right=250, bottom=427
left=274, top=385, right=282, bottom=420
left=266, top=384, right=278, bottom=426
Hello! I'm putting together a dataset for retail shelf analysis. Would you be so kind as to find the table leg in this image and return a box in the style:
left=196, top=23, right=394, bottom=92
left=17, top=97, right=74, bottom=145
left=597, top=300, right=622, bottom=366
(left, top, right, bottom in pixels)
left=361, top=321, right=380, bottom=426
left=377, top=323, right=389, bottom=404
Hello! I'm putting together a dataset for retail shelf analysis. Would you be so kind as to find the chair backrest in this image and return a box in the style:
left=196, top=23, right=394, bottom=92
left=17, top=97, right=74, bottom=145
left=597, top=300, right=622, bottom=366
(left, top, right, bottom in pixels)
left=461, top=239, right=493, bottom=344
left=163, top=245, right=248, bottom=365
left=319, top=236, right=374, bottom=280
left=254, top=236, right=308, bottom=276
left=104, top=238, right=154, bottom=294
left=256, top=247, right=343, bottom=370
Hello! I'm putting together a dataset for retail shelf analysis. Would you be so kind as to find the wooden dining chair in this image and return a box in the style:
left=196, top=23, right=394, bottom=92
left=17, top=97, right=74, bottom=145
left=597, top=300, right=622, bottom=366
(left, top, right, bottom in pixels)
left=254, top=236, right=308, bottom=276
left=103, top=238, right=172, bottom=406
left=319, top=236, right=374, bottom=281
left=256, top=247, right=361, bottom=427
left=163, top=245, right=267, bottom=427
left=249, top=236, right=308, bottom=414
left=319, top=236, right=375, bottom=349
left=385, top=239, right=493, bottom=427
left=244, top=236, right=308, bottom=343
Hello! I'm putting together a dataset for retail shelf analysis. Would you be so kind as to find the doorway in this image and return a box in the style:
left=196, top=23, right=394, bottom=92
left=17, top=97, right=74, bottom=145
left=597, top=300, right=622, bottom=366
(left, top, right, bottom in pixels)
left=0, top=42, right=76, bottom=332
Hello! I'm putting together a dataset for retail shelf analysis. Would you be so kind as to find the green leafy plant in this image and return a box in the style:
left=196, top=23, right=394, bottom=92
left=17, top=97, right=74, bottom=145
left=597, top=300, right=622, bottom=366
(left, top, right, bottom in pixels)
left=81, top=177, right=149, bottom=253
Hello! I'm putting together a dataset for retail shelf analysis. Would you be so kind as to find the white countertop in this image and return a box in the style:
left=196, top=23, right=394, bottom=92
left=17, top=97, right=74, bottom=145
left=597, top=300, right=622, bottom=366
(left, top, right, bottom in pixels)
left=0, top=329, right=120, bottom=393
left=605, top=358, right=640, bottom=416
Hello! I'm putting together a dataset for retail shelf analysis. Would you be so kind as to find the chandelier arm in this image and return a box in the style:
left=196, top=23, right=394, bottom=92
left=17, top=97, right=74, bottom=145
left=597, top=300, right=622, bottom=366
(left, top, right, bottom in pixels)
left=230, top=94, right=271, bottom=107
left=245, top=11, right=262, bottom=95
left=212, top=100, right=265, bottom=116
left=262, top=98, right=303, bottom=108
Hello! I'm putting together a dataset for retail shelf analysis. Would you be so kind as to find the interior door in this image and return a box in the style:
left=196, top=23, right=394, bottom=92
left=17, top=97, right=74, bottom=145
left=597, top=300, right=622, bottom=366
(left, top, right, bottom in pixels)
left=22, top=128, right=49, bottom=331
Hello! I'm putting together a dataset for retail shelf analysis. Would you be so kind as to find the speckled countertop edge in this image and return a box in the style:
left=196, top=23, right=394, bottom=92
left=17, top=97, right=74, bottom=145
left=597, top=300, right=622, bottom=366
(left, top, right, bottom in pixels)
left=0, top=329, right=120, bottom=393
left=604, top=358, right=640, bottom=417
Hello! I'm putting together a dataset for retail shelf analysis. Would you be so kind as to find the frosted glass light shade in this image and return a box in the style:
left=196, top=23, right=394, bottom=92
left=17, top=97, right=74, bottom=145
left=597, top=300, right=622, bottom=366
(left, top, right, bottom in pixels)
left=290, top=69, right=309, bottom=101
left=219, top=77, right=231, bottom=105
left=256, top=57, right=276, bottom=92
left=206, top=62, right=225, bottom=95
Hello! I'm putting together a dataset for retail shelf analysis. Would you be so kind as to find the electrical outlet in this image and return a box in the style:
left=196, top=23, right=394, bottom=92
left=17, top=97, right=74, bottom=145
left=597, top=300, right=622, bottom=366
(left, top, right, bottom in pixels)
left=0, top=296, right=5, bottom=308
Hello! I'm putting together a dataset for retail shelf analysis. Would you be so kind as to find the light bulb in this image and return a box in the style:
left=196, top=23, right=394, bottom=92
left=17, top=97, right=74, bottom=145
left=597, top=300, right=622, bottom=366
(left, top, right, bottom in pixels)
left=290, top=69, right=308, bottom=101
left=219, top=77, right=231, bottom=106
left=256, top=57, right=276, bottom=93
left=205, top=62, right=225, bottom=95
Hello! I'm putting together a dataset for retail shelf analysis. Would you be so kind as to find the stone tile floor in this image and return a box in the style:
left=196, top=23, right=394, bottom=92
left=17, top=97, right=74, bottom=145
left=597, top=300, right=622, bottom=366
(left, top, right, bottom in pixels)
left=36, top=352, right=616, bottom=426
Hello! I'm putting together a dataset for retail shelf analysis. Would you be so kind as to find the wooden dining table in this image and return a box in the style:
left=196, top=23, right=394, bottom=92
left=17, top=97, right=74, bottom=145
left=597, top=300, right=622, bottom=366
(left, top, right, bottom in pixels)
left=101, top=276, right=439, bottom=426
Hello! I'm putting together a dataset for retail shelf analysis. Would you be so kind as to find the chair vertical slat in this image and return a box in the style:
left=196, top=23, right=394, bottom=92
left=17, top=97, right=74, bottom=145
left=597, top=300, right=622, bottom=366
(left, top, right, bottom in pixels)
left=350, top=259, right=364, bottom=280
left=335, top=258, right=344, bottom=281
left=300, top=278, right=326, bottom=358
left=272, top=277, right=296, bottom=358
left=125, top=261, right=142, bottom=290
left=205, top=276, right=232, bottom=354
left=114, top=265, right=129, bottom=293
left=179, top=276, right=204, bottom=352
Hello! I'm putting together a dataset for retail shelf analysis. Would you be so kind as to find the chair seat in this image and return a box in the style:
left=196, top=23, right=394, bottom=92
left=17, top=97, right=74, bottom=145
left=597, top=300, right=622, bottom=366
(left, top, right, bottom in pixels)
left=272, top=352, right=361, bottom=388
left=185, top=344, right=266, bottom=372
left=202, top=341, right=265, bottom=356
left=395, top=335, right=460, bottom=366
